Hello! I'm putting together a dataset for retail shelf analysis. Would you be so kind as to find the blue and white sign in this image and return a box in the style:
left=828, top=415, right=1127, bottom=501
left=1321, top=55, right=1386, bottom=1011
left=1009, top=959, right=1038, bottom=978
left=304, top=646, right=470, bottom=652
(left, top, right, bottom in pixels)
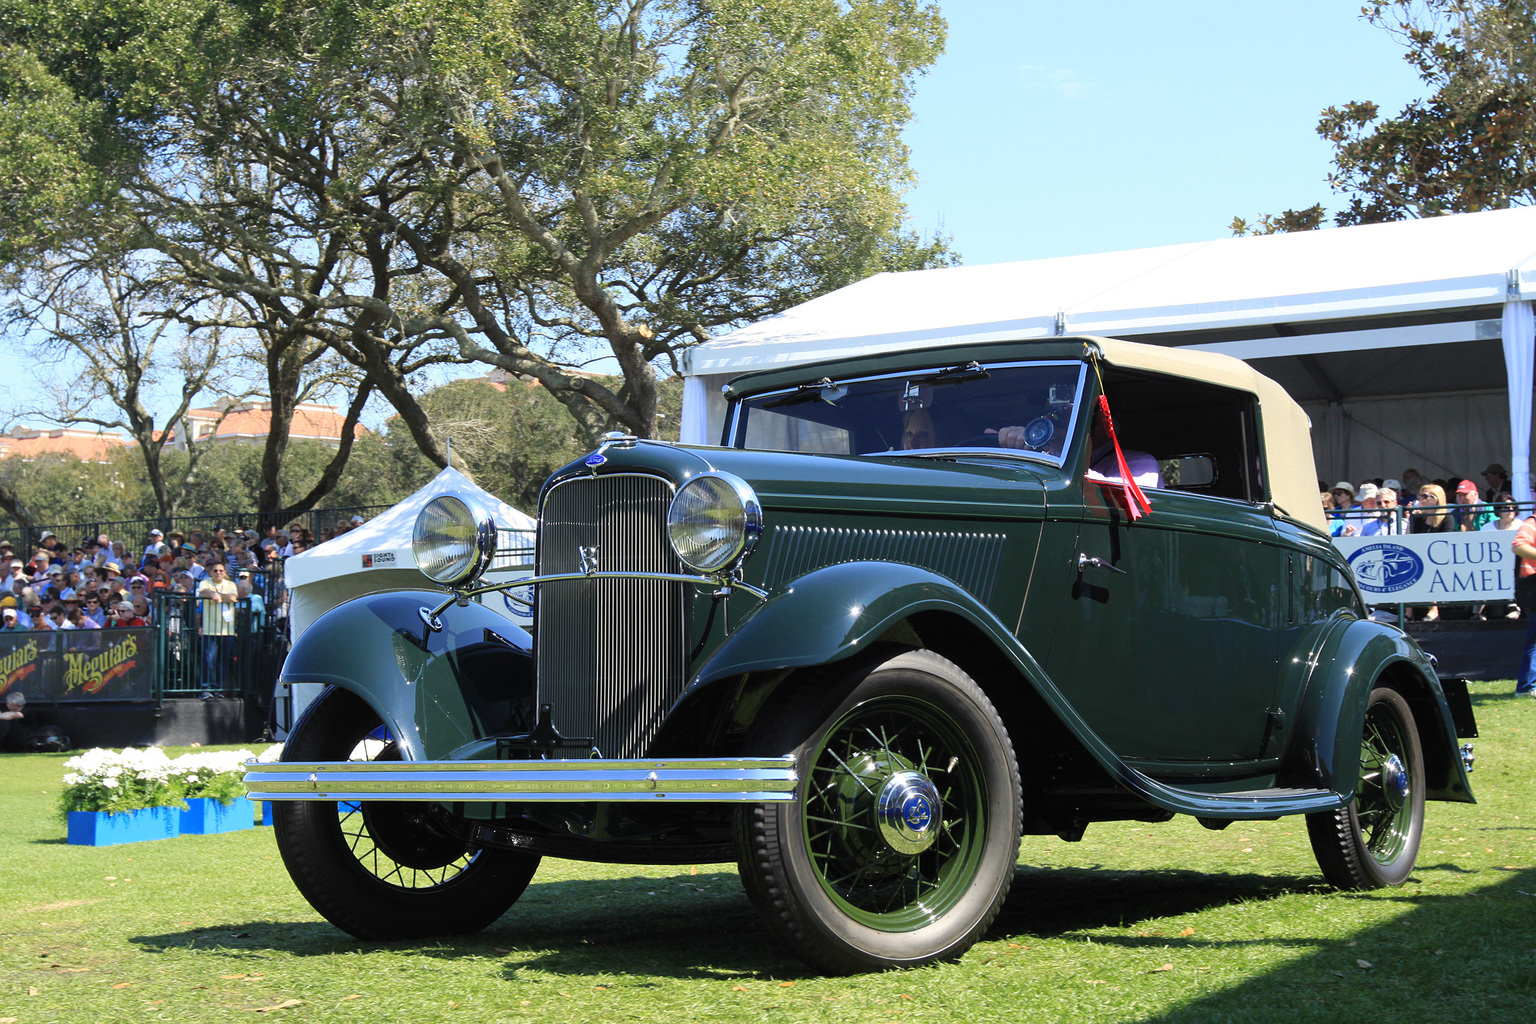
left=1334, top=532, right=1515, bottom=603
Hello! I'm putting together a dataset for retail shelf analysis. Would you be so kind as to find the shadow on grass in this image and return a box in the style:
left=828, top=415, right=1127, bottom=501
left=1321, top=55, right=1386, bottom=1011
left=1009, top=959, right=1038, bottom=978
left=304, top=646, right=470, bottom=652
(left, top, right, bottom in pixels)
left=130, top=870, right=804, bottom=980
left=1126, top=865, right=1536, bottom=1024
left=128, top=859, right=1382, bottom=980
left=995, top=864, right=1324, bottom=939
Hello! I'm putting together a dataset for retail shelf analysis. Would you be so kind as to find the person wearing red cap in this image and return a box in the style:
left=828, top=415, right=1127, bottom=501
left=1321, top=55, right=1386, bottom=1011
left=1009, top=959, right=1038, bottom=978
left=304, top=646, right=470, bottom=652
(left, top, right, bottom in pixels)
left=1453, top=479, right=1494, bottom=531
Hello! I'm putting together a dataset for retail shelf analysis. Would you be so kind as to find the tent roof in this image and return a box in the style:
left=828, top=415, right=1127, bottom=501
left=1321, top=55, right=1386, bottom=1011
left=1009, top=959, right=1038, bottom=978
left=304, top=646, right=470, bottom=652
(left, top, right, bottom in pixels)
left=283, top=467, right=536, bottom=588
left=682, top=206, right=1536, bottom=378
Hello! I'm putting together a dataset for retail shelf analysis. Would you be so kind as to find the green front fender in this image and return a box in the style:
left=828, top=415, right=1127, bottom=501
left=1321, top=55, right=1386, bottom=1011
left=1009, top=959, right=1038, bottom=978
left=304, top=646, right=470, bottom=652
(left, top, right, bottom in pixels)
left=1286, top=616, right=1474, bottom=804
left=693, top=561, right=1019, bottom=684
left=280, top=590, right=534, bottom=761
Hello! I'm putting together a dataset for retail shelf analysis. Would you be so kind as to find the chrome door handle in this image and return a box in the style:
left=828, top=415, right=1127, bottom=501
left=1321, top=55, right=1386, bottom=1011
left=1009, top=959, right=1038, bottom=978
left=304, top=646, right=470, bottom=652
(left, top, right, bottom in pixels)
left=1078, top=553, right=1126, bottom=575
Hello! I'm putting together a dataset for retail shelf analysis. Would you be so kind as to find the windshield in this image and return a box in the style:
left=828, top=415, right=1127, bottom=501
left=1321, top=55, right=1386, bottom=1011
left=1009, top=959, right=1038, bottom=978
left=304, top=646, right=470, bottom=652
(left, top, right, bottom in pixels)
left=731, top=361, right=1087, bottom=466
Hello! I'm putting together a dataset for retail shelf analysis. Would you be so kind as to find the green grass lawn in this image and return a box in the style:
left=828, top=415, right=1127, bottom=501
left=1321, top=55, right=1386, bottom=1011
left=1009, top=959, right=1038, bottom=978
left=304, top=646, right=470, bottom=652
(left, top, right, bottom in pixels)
left=3, top=681, right=1534, bottom=1023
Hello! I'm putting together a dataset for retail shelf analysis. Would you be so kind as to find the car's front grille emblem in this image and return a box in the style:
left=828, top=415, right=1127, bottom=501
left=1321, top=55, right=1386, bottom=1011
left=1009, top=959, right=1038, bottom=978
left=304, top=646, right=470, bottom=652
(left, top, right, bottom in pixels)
left=579, top=545, right=600, bottom=575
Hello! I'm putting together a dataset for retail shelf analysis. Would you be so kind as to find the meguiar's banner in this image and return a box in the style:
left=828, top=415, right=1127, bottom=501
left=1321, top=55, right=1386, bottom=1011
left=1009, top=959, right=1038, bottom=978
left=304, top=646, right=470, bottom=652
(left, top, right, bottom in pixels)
left=0, top=629, right=157, bottom=702
left=1333, top=531, right=1516, bottom=604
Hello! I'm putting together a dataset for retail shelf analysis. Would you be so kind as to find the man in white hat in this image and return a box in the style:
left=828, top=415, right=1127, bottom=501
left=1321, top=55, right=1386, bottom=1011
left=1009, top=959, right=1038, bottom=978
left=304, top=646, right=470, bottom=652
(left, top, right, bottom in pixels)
left=1335, top=483, right=1377, bottom=537
left=143, top=528, right=167, bottom=561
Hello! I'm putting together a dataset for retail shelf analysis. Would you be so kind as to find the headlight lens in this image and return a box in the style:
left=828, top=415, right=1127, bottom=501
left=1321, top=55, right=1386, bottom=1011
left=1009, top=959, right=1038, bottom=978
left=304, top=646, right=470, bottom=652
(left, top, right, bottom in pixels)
left=667, top=472, right=763, bottom=573
left=412, top=493, right=497, bottom=587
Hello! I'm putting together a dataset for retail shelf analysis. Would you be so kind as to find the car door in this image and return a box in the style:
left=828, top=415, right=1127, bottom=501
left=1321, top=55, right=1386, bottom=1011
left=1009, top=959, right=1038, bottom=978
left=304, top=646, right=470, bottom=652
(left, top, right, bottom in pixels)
left=1045, top=483, right=1284, bottom=766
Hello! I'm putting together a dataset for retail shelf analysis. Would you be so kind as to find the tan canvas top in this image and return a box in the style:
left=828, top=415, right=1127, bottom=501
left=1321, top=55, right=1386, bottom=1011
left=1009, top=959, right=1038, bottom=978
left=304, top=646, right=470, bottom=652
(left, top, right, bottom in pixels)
left=1087, top=337, right=1325, bottom=533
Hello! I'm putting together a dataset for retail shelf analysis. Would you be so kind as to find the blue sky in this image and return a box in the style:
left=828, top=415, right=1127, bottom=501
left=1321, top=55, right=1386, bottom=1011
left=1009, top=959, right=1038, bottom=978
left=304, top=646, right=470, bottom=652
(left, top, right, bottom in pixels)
left=901, top=1, right=1426, bottom=266
left=7, top=4, right=1434, bottom=432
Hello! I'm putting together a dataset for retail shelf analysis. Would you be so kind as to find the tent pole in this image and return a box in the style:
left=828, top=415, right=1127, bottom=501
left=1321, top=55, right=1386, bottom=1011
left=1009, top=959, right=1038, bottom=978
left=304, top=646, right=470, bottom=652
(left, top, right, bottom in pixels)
left=1501, top=297, right=1534, bottom=505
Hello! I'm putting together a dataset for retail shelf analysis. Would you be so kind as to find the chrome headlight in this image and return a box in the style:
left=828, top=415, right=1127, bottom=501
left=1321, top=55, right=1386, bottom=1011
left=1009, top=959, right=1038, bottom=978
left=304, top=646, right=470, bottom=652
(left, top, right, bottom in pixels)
left=412, top=492, right=497, bottom=587
left=667, top=472, right=763, bottom=574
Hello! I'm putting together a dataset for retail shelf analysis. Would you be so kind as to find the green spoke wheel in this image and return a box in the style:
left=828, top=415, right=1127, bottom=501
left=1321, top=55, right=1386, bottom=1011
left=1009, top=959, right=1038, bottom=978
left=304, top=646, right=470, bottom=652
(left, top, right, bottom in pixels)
left=736, top=650, right=1021, bottom=973
left=272, top=687, right=540, bottom=939
left=1307, top=686, right=1425, bottom=889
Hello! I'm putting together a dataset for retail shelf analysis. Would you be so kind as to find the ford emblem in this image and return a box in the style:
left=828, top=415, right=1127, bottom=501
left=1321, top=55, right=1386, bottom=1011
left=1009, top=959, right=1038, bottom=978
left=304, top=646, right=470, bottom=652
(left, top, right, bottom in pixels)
left=902, top=794, right=932, bottom=832
left=584, top=452, right=607, bottom=467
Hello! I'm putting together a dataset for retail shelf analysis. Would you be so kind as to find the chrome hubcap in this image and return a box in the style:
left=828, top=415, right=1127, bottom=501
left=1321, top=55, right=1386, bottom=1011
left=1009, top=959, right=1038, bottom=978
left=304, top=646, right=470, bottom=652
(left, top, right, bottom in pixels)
left=874, top=771, right=943, bottom=855
left=1380, top=753, right=1408, bottom=812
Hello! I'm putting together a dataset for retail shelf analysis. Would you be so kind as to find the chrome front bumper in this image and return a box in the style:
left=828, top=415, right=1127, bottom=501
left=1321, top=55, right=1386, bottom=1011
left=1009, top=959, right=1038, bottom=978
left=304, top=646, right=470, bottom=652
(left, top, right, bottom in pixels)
left=244, top=756, right=799, bottom=803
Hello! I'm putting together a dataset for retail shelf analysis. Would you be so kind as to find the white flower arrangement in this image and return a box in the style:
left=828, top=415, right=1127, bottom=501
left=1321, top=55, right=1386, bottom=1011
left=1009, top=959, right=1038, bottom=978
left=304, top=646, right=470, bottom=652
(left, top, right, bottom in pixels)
left=58, top=747, right=186, bottom=816
left=169, top=749, right=257, bottom=805
left=59, top=746, right=272, bottom=815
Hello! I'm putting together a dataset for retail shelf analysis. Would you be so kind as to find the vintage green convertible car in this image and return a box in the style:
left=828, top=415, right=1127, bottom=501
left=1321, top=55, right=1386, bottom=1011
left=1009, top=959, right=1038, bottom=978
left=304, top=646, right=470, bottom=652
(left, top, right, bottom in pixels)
left=247, top=336, right=1476, bottom=973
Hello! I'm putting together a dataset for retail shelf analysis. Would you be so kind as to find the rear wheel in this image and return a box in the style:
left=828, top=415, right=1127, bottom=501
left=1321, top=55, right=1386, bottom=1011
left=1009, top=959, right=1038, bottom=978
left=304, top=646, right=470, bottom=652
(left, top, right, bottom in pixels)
left=1306, top=686, right=1425, bottom=889
left=272, top=687, right=539, bottom=939
left=736, top=650, right=1021, bottom=973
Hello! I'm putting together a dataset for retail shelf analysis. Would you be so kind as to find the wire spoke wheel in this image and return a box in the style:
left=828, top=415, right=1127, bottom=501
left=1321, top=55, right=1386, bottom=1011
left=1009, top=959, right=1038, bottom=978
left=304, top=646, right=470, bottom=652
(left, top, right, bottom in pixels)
left=272, top=687, right=539, bottom=939
left=1307, top=686, right=1425, bottom=889
left=736, top=650, right=1021, bottom=973
left=804, top=697, right=984, bottom=929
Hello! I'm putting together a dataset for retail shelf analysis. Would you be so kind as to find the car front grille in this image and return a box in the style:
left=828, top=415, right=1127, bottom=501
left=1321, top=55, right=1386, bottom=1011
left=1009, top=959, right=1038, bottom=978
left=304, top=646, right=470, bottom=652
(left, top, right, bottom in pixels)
left=535, top=472, right=685, bottom=758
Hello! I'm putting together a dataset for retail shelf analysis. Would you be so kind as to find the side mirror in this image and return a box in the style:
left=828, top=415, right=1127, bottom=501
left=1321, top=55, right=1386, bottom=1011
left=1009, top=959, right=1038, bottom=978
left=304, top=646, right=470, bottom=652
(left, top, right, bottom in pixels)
left=1159, top=454, right=1217, bottom=488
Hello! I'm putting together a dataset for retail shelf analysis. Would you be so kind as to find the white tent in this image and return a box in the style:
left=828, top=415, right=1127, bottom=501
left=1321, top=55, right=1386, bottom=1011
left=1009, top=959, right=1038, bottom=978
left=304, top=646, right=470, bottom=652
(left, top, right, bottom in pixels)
left=284, top=466, right=537, bottom=639
left=680, top=206, right=1536, bottom=500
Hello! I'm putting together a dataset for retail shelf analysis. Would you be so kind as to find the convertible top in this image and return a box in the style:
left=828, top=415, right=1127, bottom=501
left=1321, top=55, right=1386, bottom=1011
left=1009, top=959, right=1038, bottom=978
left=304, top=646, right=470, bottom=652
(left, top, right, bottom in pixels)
left=1091, top=338, right=1324, bottom=533
left=724, top=335, right=1327, bottom=534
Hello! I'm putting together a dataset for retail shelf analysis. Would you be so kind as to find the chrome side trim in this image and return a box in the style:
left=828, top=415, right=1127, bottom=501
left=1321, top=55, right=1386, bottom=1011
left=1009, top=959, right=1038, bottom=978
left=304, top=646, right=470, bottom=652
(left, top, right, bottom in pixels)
left=244, top=756, right=798, bottom=803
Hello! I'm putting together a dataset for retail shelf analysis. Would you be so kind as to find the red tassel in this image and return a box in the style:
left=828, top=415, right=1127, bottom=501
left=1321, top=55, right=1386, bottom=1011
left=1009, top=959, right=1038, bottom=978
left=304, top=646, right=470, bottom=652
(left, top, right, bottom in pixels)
left=1096, top=394, right=1152, bottom=520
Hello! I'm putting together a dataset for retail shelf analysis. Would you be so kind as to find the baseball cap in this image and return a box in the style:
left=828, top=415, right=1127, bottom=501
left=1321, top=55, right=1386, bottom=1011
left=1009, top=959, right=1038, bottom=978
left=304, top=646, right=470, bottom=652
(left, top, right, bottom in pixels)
left=2, top=608, right=15, bottom=619
left=349, top=515, right=364, bottom=524
left=46, top=566, right=63, bottom=576
left=1356, top=483, right=1379, bottom=502
left=149, top=528, right=163, bottom=537
left=1456, top=479, right=1479, bottom=495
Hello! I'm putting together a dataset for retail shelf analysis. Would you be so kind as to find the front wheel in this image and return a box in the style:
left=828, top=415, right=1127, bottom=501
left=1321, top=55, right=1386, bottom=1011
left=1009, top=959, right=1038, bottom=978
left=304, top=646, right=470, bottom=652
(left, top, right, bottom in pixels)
left=1306, top=686, right=1425, bottom=889
left=272, top=687, right=540, bottom=939
left=735, top=650, right=1022, bottom=973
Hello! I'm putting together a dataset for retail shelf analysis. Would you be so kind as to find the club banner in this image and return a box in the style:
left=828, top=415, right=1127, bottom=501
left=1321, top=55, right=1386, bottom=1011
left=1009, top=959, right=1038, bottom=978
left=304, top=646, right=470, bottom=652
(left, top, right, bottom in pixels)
left=0, top=629, right=157, bottom=702
left=1333, top=532, right=1516, bottom=604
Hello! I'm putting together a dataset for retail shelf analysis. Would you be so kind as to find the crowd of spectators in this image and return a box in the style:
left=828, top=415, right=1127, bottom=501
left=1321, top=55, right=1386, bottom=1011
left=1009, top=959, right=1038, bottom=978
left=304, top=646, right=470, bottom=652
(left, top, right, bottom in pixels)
left=1321, top=462, right=1518, bottom=539
left=0, top=513, right=368, bottom=636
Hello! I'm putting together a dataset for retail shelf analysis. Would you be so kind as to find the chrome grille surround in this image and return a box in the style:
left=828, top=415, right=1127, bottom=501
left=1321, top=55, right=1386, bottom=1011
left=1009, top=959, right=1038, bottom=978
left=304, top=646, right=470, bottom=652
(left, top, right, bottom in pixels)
left=536, top=473, right=685, bottom=759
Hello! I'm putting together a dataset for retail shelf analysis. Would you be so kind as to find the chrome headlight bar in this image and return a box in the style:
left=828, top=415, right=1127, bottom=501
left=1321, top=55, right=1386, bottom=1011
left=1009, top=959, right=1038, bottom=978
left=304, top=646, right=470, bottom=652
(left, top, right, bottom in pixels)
left=419, top=569, right=768, bottom=632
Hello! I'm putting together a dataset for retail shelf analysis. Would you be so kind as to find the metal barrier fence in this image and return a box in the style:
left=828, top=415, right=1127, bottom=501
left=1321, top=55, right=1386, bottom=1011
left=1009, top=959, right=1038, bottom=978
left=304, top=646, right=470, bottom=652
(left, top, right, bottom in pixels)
left=1328, top=499, right=1530, bottom=539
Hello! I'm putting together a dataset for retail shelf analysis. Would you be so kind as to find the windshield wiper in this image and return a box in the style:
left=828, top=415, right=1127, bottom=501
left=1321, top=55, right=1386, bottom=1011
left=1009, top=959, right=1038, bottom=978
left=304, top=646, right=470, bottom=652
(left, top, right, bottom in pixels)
left=761, top=377, right=848, bottom=409
left=911, top=361, right=990, bottom=385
